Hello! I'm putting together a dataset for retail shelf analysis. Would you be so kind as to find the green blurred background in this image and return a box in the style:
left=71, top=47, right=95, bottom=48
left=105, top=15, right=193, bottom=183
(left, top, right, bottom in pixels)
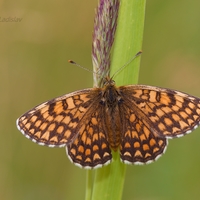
left=1, top=0, right=200, bottom=199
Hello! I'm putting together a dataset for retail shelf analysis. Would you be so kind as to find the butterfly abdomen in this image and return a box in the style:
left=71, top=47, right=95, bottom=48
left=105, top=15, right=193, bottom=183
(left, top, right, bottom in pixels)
left=101, top=84, right=122, bottom=150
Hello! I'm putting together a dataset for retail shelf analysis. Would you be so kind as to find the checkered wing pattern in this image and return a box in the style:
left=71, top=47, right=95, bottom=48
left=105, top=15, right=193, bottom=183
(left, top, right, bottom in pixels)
left=16, top=79, right=200, bottom=169
left=119, top=106, right=168, bottom=164
left=17, top=89, right=99, bottom=146
left=119, top=85, right=200, bottom=164
left=66, top=109, right=112, bottom=168
left=17, top=88, right=112, bottom=168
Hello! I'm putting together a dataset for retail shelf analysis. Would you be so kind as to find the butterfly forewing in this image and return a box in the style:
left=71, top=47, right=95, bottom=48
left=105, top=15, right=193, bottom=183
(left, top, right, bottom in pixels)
left=17, top=88, right=102, bottom=147
left=120, top=85, right=200, bottom=138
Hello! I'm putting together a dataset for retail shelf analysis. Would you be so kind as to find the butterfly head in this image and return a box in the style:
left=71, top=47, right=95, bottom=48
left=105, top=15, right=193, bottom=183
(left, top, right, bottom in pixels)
left=103, top=76, right=116, bottom=87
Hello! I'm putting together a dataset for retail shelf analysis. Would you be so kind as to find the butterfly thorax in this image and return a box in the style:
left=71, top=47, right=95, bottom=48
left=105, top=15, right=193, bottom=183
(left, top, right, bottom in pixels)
left=100, top=77, right=122, bottom=150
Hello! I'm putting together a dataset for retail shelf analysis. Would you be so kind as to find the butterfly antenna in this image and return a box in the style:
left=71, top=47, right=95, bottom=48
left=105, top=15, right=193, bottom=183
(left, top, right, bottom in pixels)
left=111, top=51, right=142, bottom=79
left=68, top=60, right=95, bottom=74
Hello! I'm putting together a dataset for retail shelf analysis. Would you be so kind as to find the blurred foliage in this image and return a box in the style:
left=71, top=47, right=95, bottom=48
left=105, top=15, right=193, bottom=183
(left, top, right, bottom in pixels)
left=1, top=0, right=200, bottom=200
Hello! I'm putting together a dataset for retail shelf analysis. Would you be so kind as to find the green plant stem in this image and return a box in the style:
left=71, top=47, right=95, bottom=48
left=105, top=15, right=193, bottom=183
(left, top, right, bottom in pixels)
left=85, top=170, right=93, bottom=200
left=111, top=0, right=146, bottom=85
left=87, top=1, right=146, bottom=200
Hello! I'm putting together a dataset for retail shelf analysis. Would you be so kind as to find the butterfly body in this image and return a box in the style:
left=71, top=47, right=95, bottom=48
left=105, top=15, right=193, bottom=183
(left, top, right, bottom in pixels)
left=17, top=77, right=200, bottom=168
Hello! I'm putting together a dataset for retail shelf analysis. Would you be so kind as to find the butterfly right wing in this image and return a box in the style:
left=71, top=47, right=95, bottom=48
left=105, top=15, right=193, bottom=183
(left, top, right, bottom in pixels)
left=119, top=102, right=168, bottom=164
left=119, top=84, right=200, bottom=164
left=121, top=85, right=200, bottom=138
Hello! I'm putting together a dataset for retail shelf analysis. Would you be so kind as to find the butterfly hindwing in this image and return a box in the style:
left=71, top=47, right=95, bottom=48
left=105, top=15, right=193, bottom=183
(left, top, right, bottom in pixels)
left=119, top=101, right=168, bottom=164
left=66, top=107, right=112, bottom=168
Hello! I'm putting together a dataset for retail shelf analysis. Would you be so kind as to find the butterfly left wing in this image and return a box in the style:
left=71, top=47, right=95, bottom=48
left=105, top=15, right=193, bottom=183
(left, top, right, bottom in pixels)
left=16, top=88, right=101, bottom=147
left=66, top=108, right=112, bottom=169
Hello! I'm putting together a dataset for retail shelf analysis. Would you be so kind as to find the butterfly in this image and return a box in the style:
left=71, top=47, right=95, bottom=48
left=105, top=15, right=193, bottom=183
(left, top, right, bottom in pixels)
left=16, top=76, right=200, bottom=169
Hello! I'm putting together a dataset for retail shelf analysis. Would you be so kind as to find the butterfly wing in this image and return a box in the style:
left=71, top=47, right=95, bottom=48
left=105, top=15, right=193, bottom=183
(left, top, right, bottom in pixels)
left=121, top=85, right=200, bottom=138
left=119, top=101, right=168, bottom=164
left=16, top=88, right=102, bottom=147
left=119, top=85, right=200, bottom=164
left=66, top=107, right=112, bottom=169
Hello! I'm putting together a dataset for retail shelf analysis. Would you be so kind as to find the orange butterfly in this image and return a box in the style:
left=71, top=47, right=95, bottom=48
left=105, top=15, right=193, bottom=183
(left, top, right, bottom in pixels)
left=16, top=75, right=200, bottom=168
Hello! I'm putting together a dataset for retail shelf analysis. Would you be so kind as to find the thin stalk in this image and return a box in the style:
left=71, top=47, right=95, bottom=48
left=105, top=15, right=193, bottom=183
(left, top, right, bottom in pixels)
left=87, top=0, right=146, bottom=200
